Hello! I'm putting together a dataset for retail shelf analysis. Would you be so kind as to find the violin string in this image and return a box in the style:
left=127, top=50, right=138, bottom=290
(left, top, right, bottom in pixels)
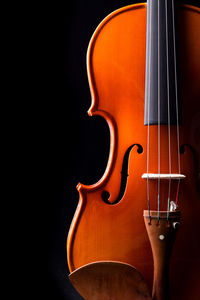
left=165, top=0, right=172, bottom=220
left=172, top=0, right=181, bottom=205
left=157, top=0, right=160, bottom=222
left=146, top=0, right=152, bottom=220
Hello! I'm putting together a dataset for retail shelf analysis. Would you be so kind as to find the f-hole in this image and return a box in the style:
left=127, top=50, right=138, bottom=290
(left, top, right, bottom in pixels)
left=102, top=144, right=143, bottom=205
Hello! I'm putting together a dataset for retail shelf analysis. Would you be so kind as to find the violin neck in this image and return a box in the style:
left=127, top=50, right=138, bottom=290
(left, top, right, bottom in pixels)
left=144, top=0, right=182, bottom=126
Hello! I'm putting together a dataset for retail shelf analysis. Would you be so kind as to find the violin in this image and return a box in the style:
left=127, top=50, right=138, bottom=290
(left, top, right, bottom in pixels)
left=67, top=1, right=200, bottom=299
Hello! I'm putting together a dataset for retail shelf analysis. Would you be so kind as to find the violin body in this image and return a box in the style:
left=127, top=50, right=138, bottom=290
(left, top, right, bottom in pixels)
left=67, top=3, right=200, bottom=299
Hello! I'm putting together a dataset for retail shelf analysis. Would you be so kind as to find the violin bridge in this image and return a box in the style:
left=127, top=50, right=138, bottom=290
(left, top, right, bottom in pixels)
left=141, top=173, right=186, bottom=180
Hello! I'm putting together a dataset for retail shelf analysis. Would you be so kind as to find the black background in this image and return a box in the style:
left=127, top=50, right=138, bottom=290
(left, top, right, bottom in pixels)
left=45, top=0, right=200, bottom=299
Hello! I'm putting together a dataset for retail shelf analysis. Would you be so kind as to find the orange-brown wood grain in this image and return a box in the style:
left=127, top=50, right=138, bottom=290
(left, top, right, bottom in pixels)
left=67, top=3, right=200, bottom=299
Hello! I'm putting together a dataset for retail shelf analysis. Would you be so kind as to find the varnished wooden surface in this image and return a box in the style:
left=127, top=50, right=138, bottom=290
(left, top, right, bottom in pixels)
left=67, top=3, right=200, bottom=299
left=69, top=261, right=151, bottom=300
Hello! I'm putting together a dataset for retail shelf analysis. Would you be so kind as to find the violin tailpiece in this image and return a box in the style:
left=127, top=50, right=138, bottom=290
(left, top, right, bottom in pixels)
left=144, top=210, right=181, bottom=300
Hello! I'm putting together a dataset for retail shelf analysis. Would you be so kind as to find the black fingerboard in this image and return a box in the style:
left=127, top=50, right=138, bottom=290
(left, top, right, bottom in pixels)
left=144, top=0, right=182, bottom=125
